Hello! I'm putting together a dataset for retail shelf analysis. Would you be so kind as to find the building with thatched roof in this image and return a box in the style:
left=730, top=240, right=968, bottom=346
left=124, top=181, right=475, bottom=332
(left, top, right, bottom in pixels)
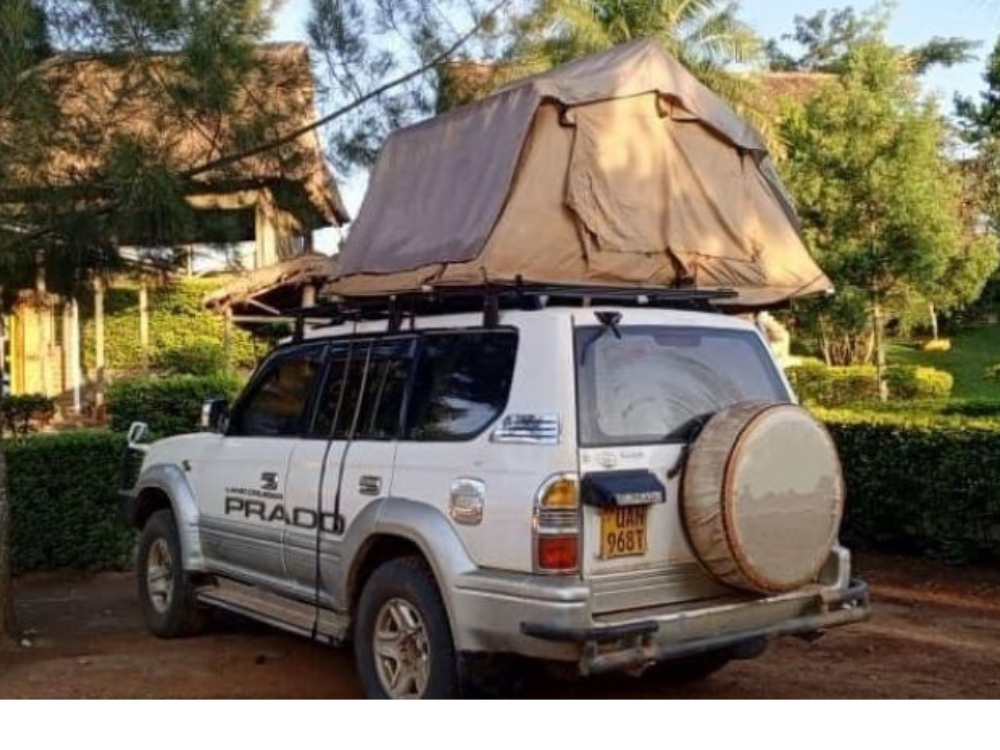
left=203, top=252, right=337, bottom=323
left=0, top=43, right=347, bottom=411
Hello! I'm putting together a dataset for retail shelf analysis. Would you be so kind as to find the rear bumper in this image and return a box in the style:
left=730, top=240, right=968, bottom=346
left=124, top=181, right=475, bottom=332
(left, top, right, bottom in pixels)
left=521, top=578, right=870, bottom=675
left=450, top=552, right=871, bottom=674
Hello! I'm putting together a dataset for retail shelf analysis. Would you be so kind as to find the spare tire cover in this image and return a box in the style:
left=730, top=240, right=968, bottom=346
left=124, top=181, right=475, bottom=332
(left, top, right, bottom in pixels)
left=681, top=402, right=844, bottom=595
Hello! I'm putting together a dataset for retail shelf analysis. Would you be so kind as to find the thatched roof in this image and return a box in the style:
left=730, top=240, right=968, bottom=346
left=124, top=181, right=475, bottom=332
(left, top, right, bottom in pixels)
left=204, top=252, right=337, bottom=313
left=10, top=42, right=348, bottom=228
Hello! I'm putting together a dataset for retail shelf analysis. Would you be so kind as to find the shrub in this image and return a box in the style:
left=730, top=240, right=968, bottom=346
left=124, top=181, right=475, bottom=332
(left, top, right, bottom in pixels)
left=6, top=431, right=134, bottom=572
left=885, top=365, right=953, bottom=400
left=786, top=362, right=878, bottom=406
left=985, top=364, right=1000, bottom=381
left=786, top=363, right=953, bottom=405
left=107, top=374, right=244, bottom=436
left=816, top=408, right=1000, bottom=562
left=943, top=399, right=1000, bottom=418
left=0, top=394, right=56, bottom=436
left=921, top=338, right=953, bottom=352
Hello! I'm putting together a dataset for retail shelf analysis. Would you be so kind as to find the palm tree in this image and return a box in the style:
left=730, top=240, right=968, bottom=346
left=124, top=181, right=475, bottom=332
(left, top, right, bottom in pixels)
left=512, top=0, right=771, bottom=139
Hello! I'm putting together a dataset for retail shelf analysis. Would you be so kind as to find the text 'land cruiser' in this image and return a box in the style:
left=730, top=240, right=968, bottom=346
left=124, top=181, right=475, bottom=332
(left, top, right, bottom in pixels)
left=121, top=288, right=871, bottom=699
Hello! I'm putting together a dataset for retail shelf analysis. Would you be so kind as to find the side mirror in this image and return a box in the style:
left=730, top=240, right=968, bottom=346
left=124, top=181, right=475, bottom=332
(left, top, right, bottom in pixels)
left=200, top=399, right=230, bottom=433
left=127, top=421, right=150, bottom=454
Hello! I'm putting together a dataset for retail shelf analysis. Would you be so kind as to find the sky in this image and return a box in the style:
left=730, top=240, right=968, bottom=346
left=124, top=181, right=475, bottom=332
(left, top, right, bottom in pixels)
left=269, top=0, right=1000, bottom=242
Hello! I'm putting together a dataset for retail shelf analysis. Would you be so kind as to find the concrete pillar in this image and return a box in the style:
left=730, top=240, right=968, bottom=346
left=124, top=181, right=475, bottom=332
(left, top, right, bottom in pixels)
left=61, top=303, right=73, bottom=397
left=71, top=298, right=81, bottom=414
left=223, top=307, right=233, bottom=375
left=301, top=284, right=317, bottom=308
left=0, top=302, right=6, bottom=397
left=94, top=279, right=106, bottom=414
left=139, top=281, right=150, bottom=371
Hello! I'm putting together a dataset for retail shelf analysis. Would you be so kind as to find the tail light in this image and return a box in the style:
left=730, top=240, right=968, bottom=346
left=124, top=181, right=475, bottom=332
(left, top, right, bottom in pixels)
left=533, top=474, right=580, bottom=575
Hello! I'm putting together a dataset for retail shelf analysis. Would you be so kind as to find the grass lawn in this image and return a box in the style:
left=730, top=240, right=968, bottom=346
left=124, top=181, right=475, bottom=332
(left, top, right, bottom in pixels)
left=890, top=324, right=1000, bottom=400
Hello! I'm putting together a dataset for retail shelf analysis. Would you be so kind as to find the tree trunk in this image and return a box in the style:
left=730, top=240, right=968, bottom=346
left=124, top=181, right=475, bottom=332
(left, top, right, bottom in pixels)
left=0, top=436, right=19, bottom=648
left=928, top=301, right=939, bottom=341
left=819, top=318, right=833, bottom=366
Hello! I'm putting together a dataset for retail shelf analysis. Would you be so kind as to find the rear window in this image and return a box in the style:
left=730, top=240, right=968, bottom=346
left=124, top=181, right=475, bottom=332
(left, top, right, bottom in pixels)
left=575, top=325, right=789, bottom=447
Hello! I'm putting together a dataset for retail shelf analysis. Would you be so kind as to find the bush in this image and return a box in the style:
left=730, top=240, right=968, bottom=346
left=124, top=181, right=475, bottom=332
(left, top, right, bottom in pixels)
left=816, top=408, right=1000, bottom=562
left=885, top=365, right=954, bottom=400
left=6, top=431, right=134, bottom=572
left=943, top=399, right=1000, bottom=418
left=0, top=394, right=56, bottom=436
left=921, top=338, right=953, bottom=352
left=985, top=364, right=1000, bottom=381
left=786, top=362, right=879, bottom=405
left=787, top=363, right=953, bottom=406
left=107, top=374, right=244, bottom=436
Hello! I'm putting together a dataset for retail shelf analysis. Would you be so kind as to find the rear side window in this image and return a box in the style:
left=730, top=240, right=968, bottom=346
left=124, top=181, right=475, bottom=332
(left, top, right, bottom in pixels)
left=575, top=326, right=788, bottom=447
left=230, top=345, right=326, bottom=437
left=406, top=331, right=518, bottom=441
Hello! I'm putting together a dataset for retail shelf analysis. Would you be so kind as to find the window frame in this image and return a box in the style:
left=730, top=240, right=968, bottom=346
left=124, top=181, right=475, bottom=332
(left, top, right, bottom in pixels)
left=226, top=341, right=329, bottom=439
left=401, top=328, right=520, bottom=443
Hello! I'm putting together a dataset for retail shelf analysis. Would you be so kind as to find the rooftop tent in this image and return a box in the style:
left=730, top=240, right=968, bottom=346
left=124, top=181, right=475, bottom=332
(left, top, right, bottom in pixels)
left=330, top=39, right=832, bottom=308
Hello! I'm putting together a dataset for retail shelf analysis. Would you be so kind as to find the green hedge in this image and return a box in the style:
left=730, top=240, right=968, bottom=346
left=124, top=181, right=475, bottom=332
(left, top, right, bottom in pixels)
left=8, top=410, right=1000, bottom=573
left=6, top=431, right=134, bottom=573
left=107, top=374, right=244, bottom=436
left=818, top=408, right=1000, bottom=561
left=787, top=362, right=954, bottom=406
left=80, top=278, right=259, bottom=374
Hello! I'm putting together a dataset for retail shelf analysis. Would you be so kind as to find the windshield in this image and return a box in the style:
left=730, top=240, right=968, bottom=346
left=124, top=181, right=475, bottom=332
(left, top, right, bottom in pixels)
left=575, top=325, right=789, bottom=447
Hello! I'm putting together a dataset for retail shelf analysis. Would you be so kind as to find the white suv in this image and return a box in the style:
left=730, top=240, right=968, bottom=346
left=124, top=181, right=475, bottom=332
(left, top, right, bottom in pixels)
left=121, top=292, right=870, bottom=698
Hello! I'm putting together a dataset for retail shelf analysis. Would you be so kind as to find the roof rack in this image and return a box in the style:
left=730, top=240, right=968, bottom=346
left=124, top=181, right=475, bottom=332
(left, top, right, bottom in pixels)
left=286, top=283, right=739, bottom=340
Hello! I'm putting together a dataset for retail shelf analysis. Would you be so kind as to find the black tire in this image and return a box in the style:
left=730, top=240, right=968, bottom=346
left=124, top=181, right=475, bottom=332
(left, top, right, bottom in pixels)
left=642, top=650, right=733, bottom=685
left=354, top=556, right=459, bottom=699
left=136, top=509, right=207, bottom=638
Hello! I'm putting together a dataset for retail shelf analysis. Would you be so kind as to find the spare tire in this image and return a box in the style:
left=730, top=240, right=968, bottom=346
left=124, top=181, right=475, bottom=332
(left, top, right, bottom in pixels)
left=681, top=402, right=844, bottom=595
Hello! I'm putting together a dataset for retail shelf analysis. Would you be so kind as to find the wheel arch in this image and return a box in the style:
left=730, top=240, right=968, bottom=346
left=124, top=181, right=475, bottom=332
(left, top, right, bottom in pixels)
left=133, top=463, right=207, bottom=571
left=341, top=498, right=477, bottom=636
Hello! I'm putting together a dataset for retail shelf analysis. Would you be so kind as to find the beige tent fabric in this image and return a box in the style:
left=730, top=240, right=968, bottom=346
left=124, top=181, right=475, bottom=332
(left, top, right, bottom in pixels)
left=332, top=39, right=831, bottom=307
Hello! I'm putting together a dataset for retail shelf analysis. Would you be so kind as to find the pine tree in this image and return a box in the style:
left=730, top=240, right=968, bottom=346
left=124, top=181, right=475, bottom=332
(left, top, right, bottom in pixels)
left=0, top=0, right=283, bottom=646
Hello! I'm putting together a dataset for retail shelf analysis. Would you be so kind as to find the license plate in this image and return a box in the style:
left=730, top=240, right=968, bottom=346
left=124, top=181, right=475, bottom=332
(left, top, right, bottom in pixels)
left=600, top=506, right=648, bottom=559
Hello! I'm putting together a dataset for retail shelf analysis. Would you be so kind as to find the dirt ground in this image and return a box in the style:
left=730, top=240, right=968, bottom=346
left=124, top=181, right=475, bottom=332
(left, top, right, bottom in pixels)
left=2, top=552, right=1000, bottom=699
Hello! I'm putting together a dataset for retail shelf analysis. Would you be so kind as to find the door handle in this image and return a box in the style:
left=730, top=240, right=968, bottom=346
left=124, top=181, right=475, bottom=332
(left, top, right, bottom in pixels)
left=358, top=475, right=382, bottom=496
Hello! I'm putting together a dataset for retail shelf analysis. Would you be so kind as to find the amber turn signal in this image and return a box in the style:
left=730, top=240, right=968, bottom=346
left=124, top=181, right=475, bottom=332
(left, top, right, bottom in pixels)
left=540, top=477, right=578, bottom=509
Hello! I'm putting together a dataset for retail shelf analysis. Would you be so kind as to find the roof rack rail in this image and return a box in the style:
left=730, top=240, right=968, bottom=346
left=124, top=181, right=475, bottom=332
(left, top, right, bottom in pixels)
left=286, top=283, right=739, bottom=340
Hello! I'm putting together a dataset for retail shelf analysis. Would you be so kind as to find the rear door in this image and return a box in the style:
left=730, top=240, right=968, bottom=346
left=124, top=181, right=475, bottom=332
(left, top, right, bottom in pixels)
left=573, top=318, right=791, bottom=591
left=282, top=336, right=416, bottom=604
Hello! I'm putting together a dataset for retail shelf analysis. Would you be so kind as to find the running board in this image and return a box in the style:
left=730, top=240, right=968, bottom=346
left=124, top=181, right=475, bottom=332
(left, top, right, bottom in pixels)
left=197, top=578, right=349, bottom=646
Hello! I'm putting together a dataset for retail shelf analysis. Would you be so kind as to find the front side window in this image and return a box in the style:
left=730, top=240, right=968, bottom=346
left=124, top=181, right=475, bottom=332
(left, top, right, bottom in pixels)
left=230, top=345, right=326, bottom=437
left=407, top=331, right=518, bottom=441
left=576, top=326, right=788, bottom=447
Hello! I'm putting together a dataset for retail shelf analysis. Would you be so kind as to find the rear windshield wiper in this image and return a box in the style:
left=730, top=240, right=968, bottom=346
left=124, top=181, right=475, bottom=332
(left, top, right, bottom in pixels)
left=579, top=311, right=623, bottom=366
